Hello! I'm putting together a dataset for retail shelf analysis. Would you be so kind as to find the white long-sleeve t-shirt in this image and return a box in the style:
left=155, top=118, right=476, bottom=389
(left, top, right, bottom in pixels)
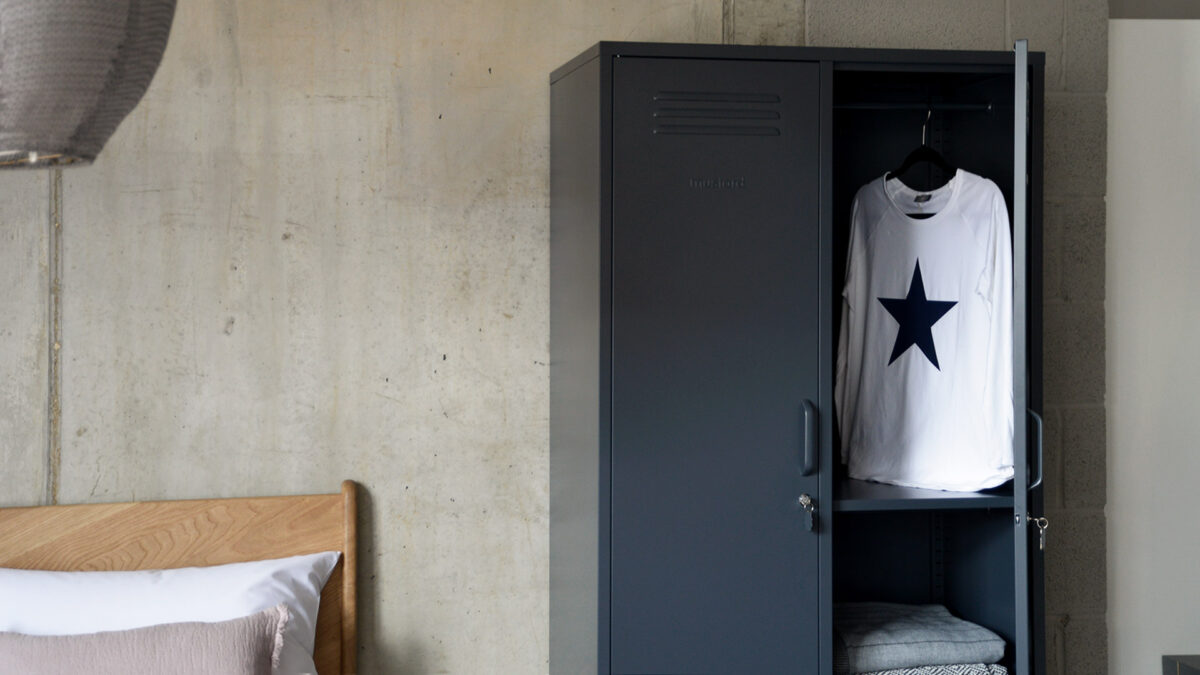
left=835, top=169, right=1014, bottom=492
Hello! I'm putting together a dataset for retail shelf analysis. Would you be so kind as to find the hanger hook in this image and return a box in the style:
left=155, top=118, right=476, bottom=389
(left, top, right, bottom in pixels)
left=922, top=107, right=932, bottom=146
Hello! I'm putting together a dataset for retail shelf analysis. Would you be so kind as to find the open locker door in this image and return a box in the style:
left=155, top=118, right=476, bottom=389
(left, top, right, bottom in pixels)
left=1012, top=38, right=1046, bottom=675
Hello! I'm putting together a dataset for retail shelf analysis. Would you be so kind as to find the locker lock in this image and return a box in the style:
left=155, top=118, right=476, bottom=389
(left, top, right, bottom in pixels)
left=798, top=494, right=815, bottom=532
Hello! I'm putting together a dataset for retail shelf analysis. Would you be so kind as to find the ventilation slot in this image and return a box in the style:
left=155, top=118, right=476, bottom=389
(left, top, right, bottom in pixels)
left=653, top=91, right=782, bottom=136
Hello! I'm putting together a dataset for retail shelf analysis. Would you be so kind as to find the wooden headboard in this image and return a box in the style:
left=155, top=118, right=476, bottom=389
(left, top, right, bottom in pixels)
left=0, top=480, right=357, bottom=675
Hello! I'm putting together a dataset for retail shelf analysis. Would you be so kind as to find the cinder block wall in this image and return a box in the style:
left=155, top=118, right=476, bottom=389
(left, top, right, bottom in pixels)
left=0, top=1, right=1105, bottom=672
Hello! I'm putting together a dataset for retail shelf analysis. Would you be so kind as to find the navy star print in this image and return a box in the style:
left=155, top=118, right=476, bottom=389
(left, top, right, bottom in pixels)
left=878, top=260, right=957, bottom=370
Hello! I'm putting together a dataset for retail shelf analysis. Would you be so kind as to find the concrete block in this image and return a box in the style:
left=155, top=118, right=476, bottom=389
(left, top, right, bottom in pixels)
left=1063, top=613, right=1108, bottom=674
left=1065, top=0, right=1108, bottom=92
left=1044, top=614, right=1066, bottom=675
left=0, top=171, right=48, bottom=507
left=725, top=0, right=804, bottom=46
left=1041, top=407, right=1064, bottom=510
left=806, top=0, right=1006, bottom=49
left=1044, top=93, right=1107, bottom=198
left=1062, top=405, right=1105, bottom=509
left=1044, top=509, right=1106, bottom=614
left=1010, top=0, right=1065, bottom=90
left=1042, top=202, right=1064, bottom=305
left=1042, top=301, right=1105, bottom=406
left=1056, top=198, right=1106, bottom=303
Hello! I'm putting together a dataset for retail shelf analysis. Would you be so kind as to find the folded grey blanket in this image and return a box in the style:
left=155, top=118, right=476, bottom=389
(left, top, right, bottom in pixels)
left=834, top=602, right=1006, bottom=674
left=857, top=665, right=1007, bottom=675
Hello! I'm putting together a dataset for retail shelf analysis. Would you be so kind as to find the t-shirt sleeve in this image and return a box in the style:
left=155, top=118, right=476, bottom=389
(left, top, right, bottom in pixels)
left=975, top=185, right=1010, bottom=304
left=982, top=186, right=1014, bottom=445
left=835, top=194, right=867, bottom=460
left=842, top=197, right=865, bottom=308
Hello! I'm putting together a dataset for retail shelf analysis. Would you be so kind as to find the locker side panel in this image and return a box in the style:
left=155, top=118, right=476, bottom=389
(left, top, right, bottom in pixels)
left=610, top=56, right=822, bottom=674
left=550, top=56, right=606, bottom=675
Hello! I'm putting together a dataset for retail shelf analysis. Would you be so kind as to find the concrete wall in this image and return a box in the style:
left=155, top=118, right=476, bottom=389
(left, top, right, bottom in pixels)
left=1107, top=19, right=1200, bottom=675
left=0, top=172, right=48, bottom=509
left=0, top=1, right=1106, bottom=673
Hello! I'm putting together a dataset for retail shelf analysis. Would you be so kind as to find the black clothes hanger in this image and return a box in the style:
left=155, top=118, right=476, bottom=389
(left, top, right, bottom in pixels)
left=885, top=108, right=955, bottom=183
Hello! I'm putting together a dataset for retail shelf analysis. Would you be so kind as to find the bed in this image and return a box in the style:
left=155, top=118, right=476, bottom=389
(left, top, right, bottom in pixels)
left=0, top=480, right=357, bottom=675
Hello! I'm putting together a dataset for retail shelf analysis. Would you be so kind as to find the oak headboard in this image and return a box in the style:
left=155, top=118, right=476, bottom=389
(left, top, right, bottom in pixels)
left=0, top=480, right=358, bottom=675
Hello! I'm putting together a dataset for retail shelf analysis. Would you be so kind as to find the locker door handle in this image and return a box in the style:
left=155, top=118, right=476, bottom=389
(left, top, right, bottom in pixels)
left=801, top=400, right=817, bottom=476
left=1028, top=409, right=1044, bottom=490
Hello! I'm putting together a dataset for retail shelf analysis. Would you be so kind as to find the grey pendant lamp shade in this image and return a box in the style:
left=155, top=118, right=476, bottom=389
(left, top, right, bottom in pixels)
left=0, top=0, right=177, bottom=168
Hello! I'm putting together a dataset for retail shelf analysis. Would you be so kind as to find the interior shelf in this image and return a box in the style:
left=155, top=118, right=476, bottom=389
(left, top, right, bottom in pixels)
left=833, top=478, right=1014, bottom=512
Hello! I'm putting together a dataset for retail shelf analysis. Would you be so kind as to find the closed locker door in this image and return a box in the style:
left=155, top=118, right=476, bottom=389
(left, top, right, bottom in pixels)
left=611, top=56, right=822, bottom=673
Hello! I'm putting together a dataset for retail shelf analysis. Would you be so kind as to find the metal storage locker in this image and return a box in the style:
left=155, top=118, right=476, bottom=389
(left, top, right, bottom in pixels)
left=550, top=41, right=1045, bottom=675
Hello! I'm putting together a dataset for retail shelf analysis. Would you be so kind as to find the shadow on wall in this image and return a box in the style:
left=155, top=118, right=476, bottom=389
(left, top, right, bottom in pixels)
left=391, top=636, right=431, bottom=674
left=356, top=486, right=429, bottom=673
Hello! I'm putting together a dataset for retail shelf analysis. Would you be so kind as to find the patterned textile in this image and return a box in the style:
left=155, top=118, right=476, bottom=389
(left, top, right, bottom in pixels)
left=834, top=602, right=1007, bottom=673
left=859, top=665, right=1007, bottom=675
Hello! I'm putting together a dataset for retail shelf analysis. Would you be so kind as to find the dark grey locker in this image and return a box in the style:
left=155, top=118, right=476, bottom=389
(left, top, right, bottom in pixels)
left=609, top=57, right=821, bottom=674
left=550, top=41, right=1044, bottom=675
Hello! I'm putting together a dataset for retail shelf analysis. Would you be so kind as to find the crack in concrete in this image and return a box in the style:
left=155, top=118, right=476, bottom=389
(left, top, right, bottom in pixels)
left=722, top=0, right=735, bottom=44
left=45, top=169, right=62, bottom=506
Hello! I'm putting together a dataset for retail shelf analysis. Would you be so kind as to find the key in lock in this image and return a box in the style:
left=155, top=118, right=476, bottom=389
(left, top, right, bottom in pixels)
left=1029, top=515, right=1049, bottom=550
left=799, top=494, right=815, bottom=532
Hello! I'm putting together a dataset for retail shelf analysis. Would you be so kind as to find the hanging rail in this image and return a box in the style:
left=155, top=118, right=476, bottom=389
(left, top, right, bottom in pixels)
left=832, top=102, right=994, bottom=112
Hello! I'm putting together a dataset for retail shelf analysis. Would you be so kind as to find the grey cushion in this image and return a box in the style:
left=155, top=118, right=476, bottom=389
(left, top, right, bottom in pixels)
left=834, top=602, right=1006, bottom=673
left=0, top=604, right=287, bottom=675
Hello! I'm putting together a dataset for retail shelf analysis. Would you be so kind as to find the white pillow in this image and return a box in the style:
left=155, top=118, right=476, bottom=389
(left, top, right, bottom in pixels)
left=0, top=551, right=340, bottom=675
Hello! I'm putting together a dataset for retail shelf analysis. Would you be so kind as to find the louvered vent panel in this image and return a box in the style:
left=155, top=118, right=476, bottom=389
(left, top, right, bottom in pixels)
left=653, top=91, right=782, bottom=136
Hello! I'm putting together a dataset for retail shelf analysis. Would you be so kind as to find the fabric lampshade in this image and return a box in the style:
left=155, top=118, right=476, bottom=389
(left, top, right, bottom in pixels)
left=0, top=0, right=176, bottom=168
